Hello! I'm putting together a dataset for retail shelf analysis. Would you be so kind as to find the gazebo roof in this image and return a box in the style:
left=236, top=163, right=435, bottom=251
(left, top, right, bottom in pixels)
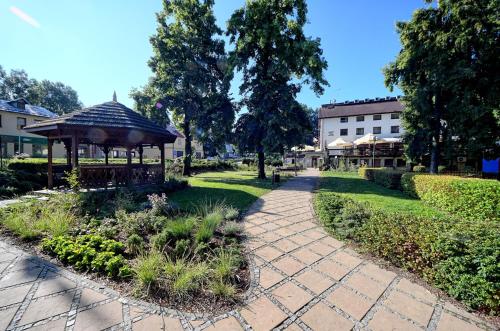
left=24, top=101, right=179, bottom=146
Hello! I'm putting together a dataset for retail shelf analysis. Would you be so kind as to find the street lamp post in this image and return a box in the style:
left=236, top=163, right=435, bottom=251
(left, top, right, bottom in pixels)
left=372, top=136, right=377, bottom=167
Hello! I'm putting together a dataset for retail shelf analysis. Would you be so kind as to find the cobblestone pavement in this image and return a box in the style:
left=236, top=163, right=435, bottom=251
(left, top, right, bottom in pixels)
left=0, top=169, right=495, bottom=330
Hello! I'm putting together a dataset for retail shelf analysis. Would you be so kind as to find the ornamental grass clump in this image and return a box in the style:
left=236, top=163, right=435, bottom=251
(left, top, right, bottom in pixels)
left=134, top=251, right=165, bottom=292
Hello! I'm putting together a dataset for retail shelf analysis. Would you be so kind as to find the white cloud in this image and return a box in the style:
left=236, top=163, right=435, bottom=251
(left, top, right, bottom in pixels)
left=10, top=6, right=40, bottom=28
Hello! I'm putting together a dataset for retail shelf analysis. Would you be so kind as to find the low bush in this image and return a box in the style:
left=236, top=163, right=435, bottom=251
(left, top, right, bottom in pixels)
left=315, top=188, right=500, bottom=313
left=189, top=159, right=237, bottom=174
left=164, top=259, right=210, bottom=298
left=358, top=167, right=379, bottom=181
left=126, top=234, right=145, bottom=256
left=413, top=165, right=427, bottom=172
left=41, top=234, right=131, bottom=278
left=1, top=194, right=77, bottom=239
left=359, top=167, right=403, bottom=189
left=134, top=251, right=165, bottom=291
left=400, top=173, right=500, bottom=222
left=195, top=212, right=223, bottom=243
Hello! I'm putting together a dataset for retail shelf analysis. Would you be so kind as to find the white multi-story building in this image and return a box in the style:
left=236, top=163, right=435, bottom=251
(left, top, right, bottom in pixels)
left=319, top=97, right=406, bottom=168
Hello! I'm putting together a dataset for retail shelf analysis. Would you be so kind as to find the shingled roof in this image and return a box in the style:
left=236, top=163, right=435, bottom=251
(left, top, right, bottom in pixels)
left=0, top=98, right=57, bottom=118
left=319, top=97, right=403, bottom=119
left=24, top=101, right=179, bottom=145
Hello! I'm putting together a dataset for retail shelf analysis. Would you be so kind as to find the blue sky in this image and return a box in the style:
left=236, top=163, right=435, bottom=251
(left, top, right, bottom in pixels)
left=2, top=1, right=427, bottom=110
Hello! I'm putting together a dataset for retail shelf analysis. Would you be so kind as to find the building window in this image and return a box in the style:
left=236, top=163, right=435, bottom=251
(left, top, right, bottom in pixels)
left=391, top=113, right=400, bottom=119
left=0, top=114, right=2, bottom=127
left=340, top=117, right=348, bottom=123
left=340, top=129, right=348, bottom=136
left=373, top=114, right=381, bottom=120
left=327, top=131, right=334, bottom=136
left=32, top=144, right=43, bottom=157
left=113, top=150, right=119, bottom=157
left=373, top=126, right=381, bottom=134
left=356, top=128, right=364, bottom=135
left=176, top=150, right=184, bottom=158
left=17, top=117, right=27, bottom=130
left=391, top=125, right=400, bottom=133
left=195, top=152, right=202, bottom=159
left=356, top=116, right=364, bottom=122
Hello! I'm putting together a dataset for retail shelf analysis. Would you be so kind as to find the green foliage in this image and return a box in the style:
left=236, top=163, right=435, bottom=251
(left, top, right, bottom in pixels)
left=358, top=167, right=379, bottom=181
left=359, top=167, right=404, bottom=190
left=227, top=0, right=328, bottom=178
left=0, top=168, right=44, bottom=198
left=163, top=259, right=210, bottom=298
left=133, top=251, right=165, bottom=291
left=211, top=248, right=241, bottom=281
left=63, top=168, right=80, bottom=192
left=126, top=234, right=145, bottom=256
left=190, top=160, right=237, bottom=173
left=401, top=174, right=500, bottom=222
left=314, top=193, right=371, bottom=239
left=384, top=0, right=500, bottom=170
left=209, top=280, right=236, bottom=299
left=143, top=0, right=234, bottom=176
left=1, top=194, right=77, bottom=239
left=0, top=65, right=82, bottom=115
left=195, top=212, right=223, bottom=244
left=222, top=221, right=243, bottom=237
left=41, top=234, right=130, bottom=278
left=413, top=165, right=427, bottom=173
left=317, top=171, right=500, bottom=313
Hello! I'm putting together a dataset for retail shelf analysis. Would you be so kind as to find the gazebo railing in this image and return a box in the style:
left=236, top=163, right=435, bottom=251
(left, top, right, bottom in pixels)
left=79, top=164, right=164, bottom=188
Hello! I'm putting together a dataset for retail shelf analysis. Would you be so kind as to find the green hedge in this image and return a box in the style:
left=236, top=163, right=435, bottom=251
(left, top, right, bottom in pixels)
left=359, top=167, right=404, bottom=189
left=401, top=174, right=500, bottom=222
left=314, top=192, right=500, bottom=313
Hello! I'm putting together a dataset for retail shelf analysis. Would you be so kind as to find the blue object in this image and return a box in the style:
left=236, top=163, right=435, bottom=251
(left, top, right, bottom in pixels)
left=482, top=158, right=499, bottom=174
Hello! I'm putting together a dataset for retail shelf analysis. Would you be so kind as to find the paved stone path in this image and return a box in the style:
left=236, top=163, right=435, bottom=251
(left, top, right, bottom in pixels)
left=0, top=169, right=494, bottom=330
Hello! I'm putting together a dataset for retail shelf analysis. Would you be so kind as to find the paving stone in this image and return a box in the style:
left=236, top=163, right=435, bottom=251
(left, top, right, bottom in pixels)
left=73, top=301, right=123, bottom=331
left=272, top=282, right=313, bottom=313
left=261, top=231, right=283, bottom=242
left=272, top=256, right=306, bottom=276
left=0, top=267, right=42, bottom=288
left=259, top=267, right=285, bottom=289
left=395, top=278, right=437, bottom=304
left=294, top=269, right=333, bottom=294
left=19, top=291, right=74, bottom=326
left=246, top=238, right=266, bottom=251
left=283, top=322, right=303, bottom=331
left=301, top=302, right=353, bottom=331
left=274, top=227, right=296, bottom=237
left=288, top=234, right=315, bottom=246
left=78, top=288, right=109, bottom=307
left=261, top=222, right=280, bottom=231
left=129, top=306, right=145, bottom=319
left=0, top=251, right=17, bottom=263
left=358, top=263, right=396, bottom=285
left=369, top=308, right=421, bottom=331
left=308, top=242, right=336, bottom=256
left=274, top=238, right=300, bottom=253
left=302, top=229, right=326, bottom=240
left=255, top=246, right=283, bottom=262
left=384, top=290, right=434, bottom=326
left=0, top=283, right=32, bottom=307
left=0, top=262, right=9, bottom=273
left=326, top=286, right=374, bottom=320
left=29, top=317, right=67, bottom=331
left=291, top=247, right=322, bottom=265
left=320, top=236, right=344, bottom=249
left=132, top=314, right=184, bottom=331
left=330, top=251, right=363, bottom=269
left=34, top=276, right=76, bottom=297
left=240, top=296, right=287, bottom=331
left=0, top=305, right=19, bottom=330
left=10, top=259, right=41, bottom=272
left=443, top=302, right=483, bottom=324
left=205, top=316, right=243, bottom=330
left=314, top=259, right=350, bottom=281
left=345, top=272, right=387, bottom=299
left=436, top=312, right=483, bottom=331
left=245, top=226, right=266, bottom=236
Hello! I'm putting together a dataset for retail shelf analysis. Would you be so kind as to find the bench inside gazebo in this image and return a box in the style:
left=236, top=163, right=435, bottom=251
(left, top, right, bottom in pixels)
left=24, top=98, right=179, bottom=189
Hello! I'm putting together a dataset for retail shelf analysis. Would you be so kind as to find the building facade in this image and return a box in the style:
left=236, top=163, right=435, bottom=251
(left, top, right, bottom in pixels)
left=319, top=97, right=405, bottom=168
left=0, top=98, right=66, bottom=158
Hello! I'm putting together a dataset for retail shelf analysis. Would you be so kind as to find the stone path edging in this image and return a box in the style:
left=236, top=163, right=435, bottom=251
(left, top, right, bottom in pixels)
left=0, top=169, right=495, bottom=330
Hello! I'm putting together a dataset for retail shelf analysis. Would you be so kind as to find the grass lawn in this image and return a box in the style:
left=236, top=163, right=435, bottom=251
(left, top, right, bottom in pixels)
left=318, top=171, right=442, bottom=217
left=169, top=170, right=277, bottom=211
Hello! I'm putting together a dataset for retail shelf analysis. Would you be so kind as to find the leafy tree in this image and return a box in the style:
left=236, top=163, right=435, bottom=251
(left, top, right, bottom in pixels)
left=146, top=0, right=234, bottom=176
left=227, top=0, right=328, bottom=178
left=303, top=104, right=318, bottom=146
left=0, top=65, right=82, bottom=115
left=130, top=83, right=170, bottom=128
left=384, top=0, right=500, bottom=173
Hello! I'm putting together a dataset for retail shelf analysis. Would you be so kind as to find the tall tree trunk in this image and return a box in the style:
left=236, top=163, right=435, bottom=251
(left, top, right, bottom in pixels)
left=429, top=94, right=442, bottom=174
left=183, top=116, right=192, bottom=176
left=257, top=144, right=266, bottom=179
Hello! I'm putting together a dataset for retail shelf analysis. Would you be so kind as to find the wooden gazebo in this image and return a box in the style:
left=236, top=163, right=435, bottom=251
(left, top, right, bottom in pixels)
left=24, top=99, right=178, bottom=189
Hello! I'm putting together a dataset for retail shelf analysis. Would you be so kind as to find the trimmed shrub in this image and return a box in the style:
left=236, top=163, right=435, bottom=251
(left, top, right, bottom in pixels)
left=413, top=165, right=427, bottom=172
left=372, top=169, right=404, bottom=189
left=358, top=167, right=379, bottom=181
left=400, top=174, right=500, bottom=222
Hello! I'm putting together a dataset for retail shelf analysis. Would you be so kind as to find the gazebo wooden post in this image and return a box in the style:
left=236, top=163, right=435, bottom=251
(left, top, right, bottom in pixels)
left=126, top=147, right=132, bottom=185
left=159, top=143, right=165, bottom=183
left=103, top=145, right=110, bottom=165
left=71, top=134, right=79, bottom=169
left=64, top=140, right=71, bottom=166
left=47, top=139, right=54, bottom=189
left=138, top=145, right=144, bottom=165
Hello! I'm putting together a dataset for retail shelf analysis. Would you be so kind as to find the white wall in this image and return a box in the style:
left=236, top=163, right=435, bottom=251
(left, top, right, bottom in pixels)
left=320, top=112, right=403, bottom=150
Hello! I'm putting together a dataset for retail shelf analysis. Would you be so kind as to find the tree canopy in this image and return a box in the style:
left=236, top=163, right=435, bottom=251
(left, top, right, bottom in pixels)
left=140, top=0, right=234, bottom=175
left=384, top=0, right=500, bottom=172
left=227, top=0, right=328, bottom=178
left=0, top=65, right=82, bottom=115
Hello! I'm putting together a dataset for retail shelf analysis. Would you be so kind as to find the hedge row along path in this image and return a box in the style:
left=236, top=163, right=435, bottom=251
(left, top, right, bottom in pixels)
left=0, top=169, right=494, bottom=330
